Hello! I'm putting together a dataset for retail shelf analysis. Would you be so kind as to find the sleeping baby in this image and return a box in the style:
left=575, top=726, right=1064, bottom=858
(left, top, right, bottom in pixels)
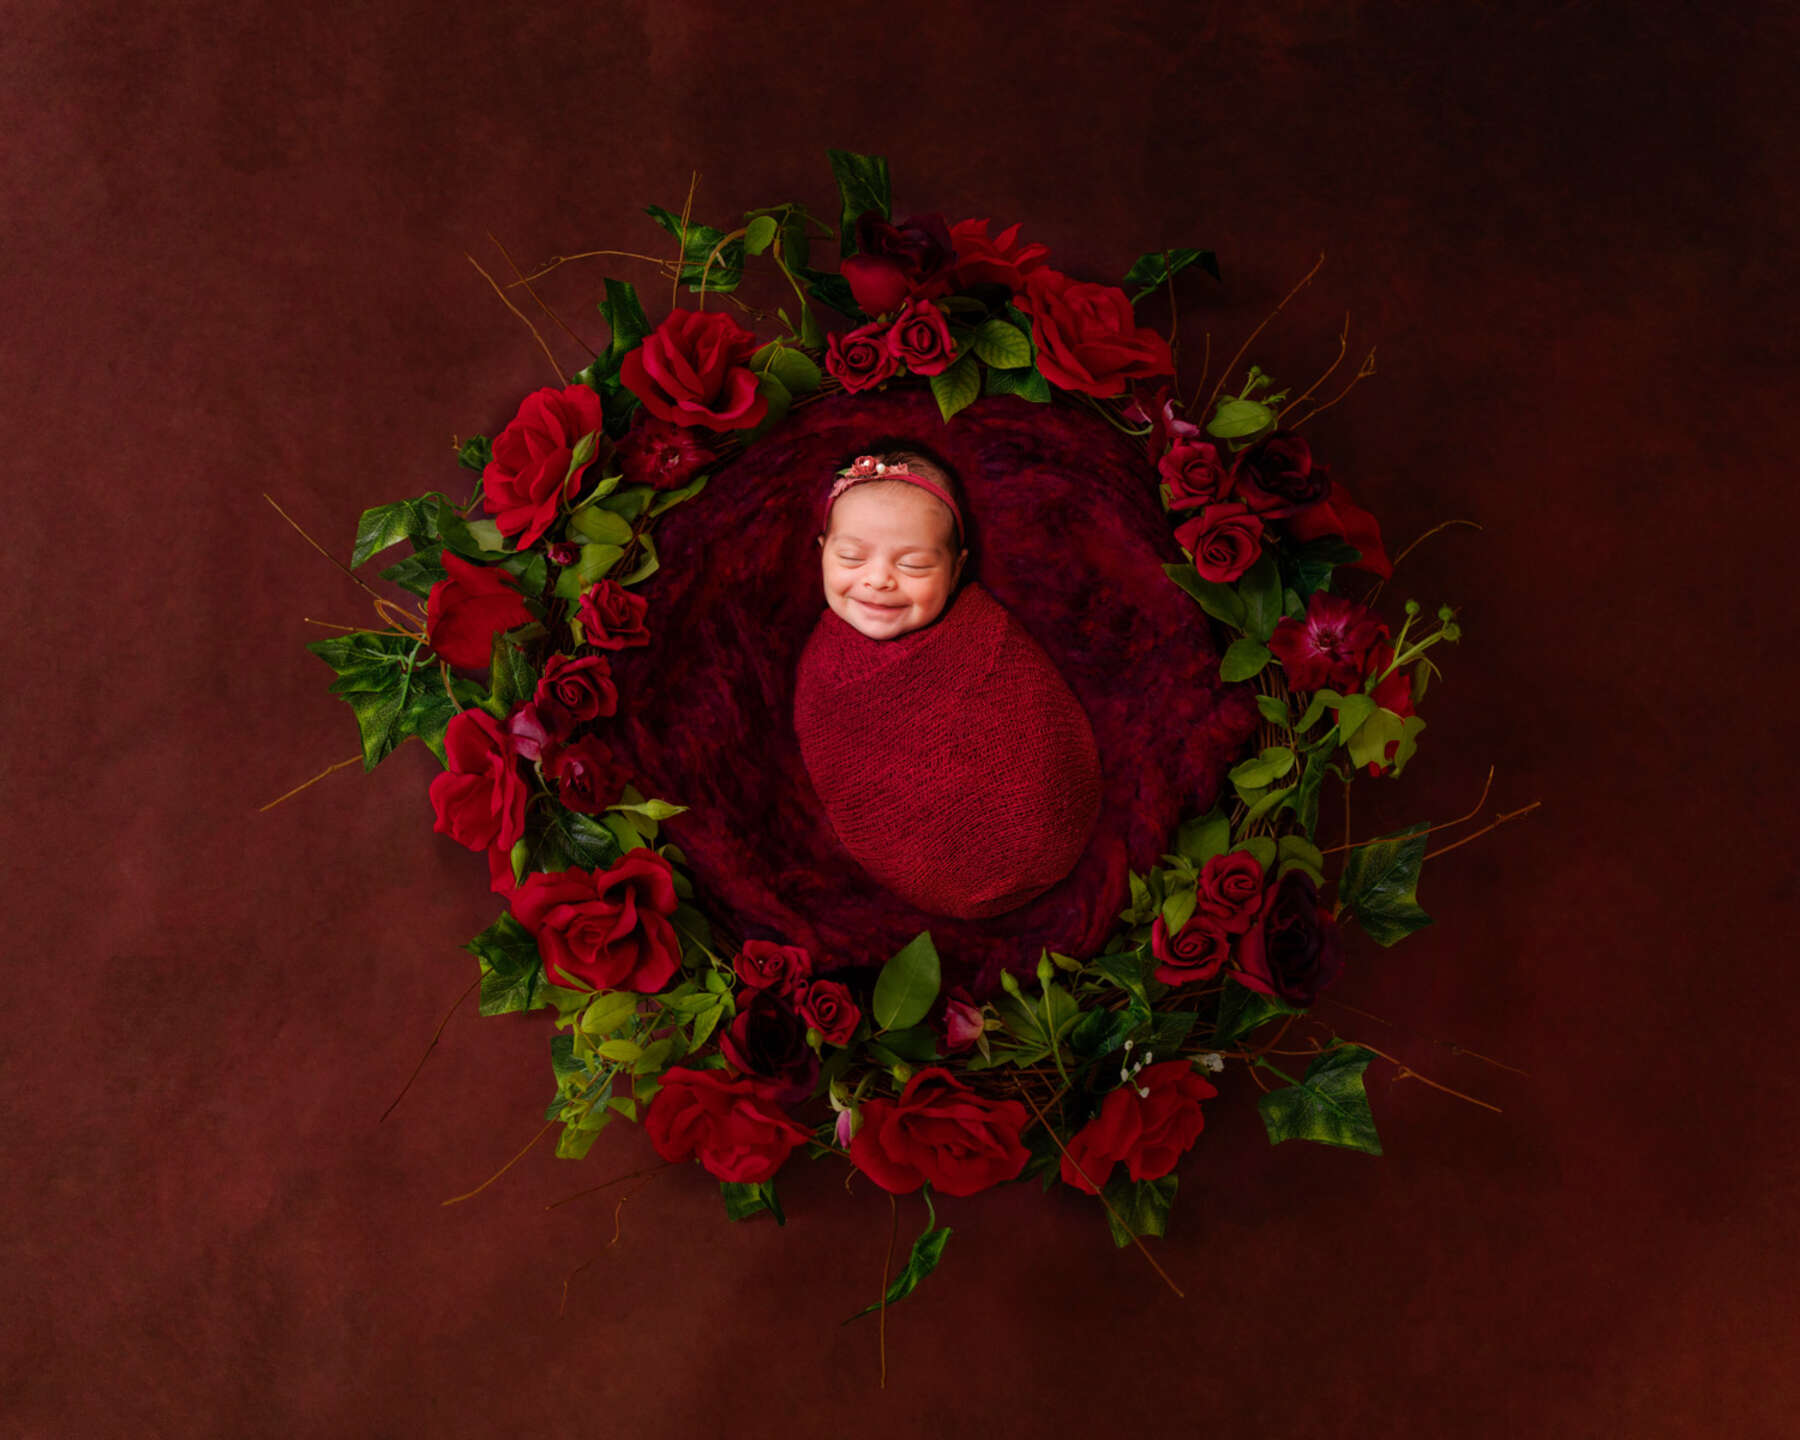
left=793, top=445, right=1103, bottom=920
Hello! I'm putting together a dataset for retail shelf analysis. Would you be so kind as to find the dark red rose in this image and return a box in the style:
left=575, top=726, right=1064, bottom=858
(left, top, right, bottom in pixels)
left=1268, top=591, right=1389, bottom=692
left=883, top=298, right=956, bottom=376
left=1195, top=850, right=1266, bottom=933
left=824, top=320, right=900, bottom=394
left=545, top=541, right=580, bottom=567
left=1173, top=502, right=1264, bottom=583
left=534, top=652, right=617, bottom=735
left=615, top=413, right=719, bottom=492
left=575, top=579, right=650, bottom=651
left=1059, top=1060, right=1219, bottom=1195
left=1232, top=431, right=1331, bottom=517
left=481, top=385, right=605, bottom=547
left=796, top=978, right=861, bottom=1046
left=619, top=308, right=767, bottom=431
left=850, top=1067, right=1030, bottom=1197
left=732, top=940, right=814, bottom=996
left=1236, top=870, right=1344, bottom=1006
left=1124, top=381, right=1202, bottom=460
left=542, top=733, right=628, bottom=814
left=426, top=551, right=533, bottom=671
left=1159, top=440, right=1234, bottom=510
left=428, top=707, right=527, bottom=853
left=644, top=1067, right=811, bottom=1184
left=1150, top=911, right=1233, bottom=986
left=508, top=849, right=681, bottom=993
left=720, top=992, right=820, bottom=1104
left=1286, top=479, right=1393, bottom=578
left=948, top=217, right=1051, bottom=295
left=839, top=211, right=955, bottom=316
left=1013, top=268, right=1174, bottom=398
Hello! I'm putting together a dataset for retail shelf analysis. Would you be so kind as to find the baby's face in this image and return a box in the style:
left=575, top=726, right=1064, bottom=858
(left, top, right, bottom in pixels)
left=819, top=483, right=967, bottom=640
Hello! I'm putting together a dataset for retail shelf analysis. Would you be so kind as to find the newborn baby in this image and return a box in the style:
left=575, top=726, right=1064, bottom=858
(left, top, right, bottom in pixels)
left=793, top=446, right=1103, bottom=920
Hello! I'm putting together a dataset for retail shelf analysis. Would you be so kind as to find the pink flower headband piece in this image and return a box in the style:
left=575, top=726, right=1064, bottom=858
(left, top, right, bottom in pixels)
left=823, top=455, right=965, bottom=544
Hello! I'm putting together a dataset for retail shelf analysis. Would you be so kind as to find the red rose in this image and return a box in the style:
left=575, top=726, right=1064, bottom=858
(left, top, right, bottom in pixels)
left=1173, top=502, right=1264, bottom=583
left=948, top=217, right=1051, bottom=296
left=1195, top=850, right=1265, bottom=933
left=1231, top=431, right=1331, bottom=517
left=850, top=1067, right=1030, bottom=1197
left=796, top=978, right=861, bottom=1046
left=481, top=385, right=605, bottom=547
left=1236, top=870, right=1344, bottom=1006
left=839, top=211, right=955, bottom=316
left=825, top=320, right=900, bottom=393
left=1159, top=440, right=1234, bottom=510
left=486, top=840, right=519, bottom=897
left=542, top=733, right=628, bottom=814
left=1150, top=911, right=1233, bottom=986
left=644, top=1067, right=811, bottom=1184
left=428, top=707, right=527, bottom=853
left=575, top=579, right=650, bottom=651
left=884, top=298, right=956, bottom=376
left=426, top=551, right=533, bottom=671
left=1013, top=268, right=1173, bottom=398
left=619, top=308, right=767, bottom=431
left=508, top=849, right=681, bottom=993
left=1286, top=479, right=1393, bottom=578
left=732, top=940, right=814, bottom=996
left=534, top=653, right=617, bottom=736
left=720, top=992, right=820, bottom=1104
left=1059, top=1061, right=1219, bottom=1195
left=614, top=413, right=718, bottom=491
left=1268, top=591, right=1389, bottom=692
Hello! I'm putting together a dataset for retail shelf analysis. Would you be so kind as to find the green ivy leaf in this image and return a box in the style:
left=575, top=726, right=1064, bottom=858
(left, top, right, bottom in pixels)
left=1287, top=535, right=1361, bottom=598
left=845, top=1192, right=951, bottom=1321
left=1101, top=1173, right=1178, bottom=1247
left=456, top=436, right=492, bottom=473
left=1338, top=822, right=1432, bottom=946
left=982, top=362, right=1052, bottom=402
left=927, top=353, right=980, bottom=422
left=873, top=932, right=941, bottom=1032
left=825, top=148, right=891, bottom=257
left=488, top=629, right=538, bottom=711
left=1122, top=247, right=1220, bottom=302
left=306, top=631, right=432, bottom=770
left=518, top=806, right=624, bottom=878
left=721, top=1178, right=786, bottom=1224
left=1213, top=979, right=1298, bottom=1046
left=1335, top=691, right=1377, bottom=744
left=597, top=279, right=650, bottom=364
left=643, top=205, right=745, bottom=294
left=352, top=494, right=447, bottom=569
left=467, top=913, right=559, bottom=1016
left=1257, top=1046, right=1383, bottom=1155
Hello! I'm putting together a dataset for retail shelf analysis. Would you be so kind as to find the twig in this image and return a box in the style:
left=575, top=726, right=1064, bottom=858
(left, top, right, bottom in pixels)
left=489, top=232, right=597, bottom=359
left=543, top=1160, right=678, bottom=1212
left=878, top=1192, right=898, bottom=1389
left=1353, top=1042, right=1502, bottom=1114
left=1280, top=310, right=1351, bottom=419
left=558, top=1257, right=596, bottom=1317
left=1424, top=802, right=1541, bottom=862
left=672, top=169, right=699, bottom=313
left=256, top=754, right=364, bottom=813
left=380, top=974, right=480, bottom=1123
left=1364, top=518, right=1485, bottom=608
left=1199, top=252, right=1325, bottom=420
left=1319, top=765, right=1494, bottom=856
left=264, top=493, right=397, bottom=608
left=511, top=248, right=683, bottom=286
left=440, top=1120, right=557, bottom=1206
left=1286, top=346, right=1376, bottom=429
left=467, top=252, right=564, bottom=385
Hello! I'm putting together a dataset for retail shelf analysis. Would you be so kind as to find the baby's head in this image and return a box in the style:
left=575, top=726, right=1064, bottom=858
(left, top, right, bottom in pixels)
left=818, top=445, right=969, bottom=640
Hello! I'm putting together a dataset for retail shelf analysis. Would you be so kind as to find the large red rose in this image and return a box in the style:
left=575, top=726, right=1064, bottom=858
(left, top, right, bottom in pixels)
left=1286, top=479, right=1393, bottom=578
left=948, top=217, right=1051, bottom=295
left=1150, top=911, right=1233, bottom=986
left=1013, top=268, right=1173, bottom=398
left=619, top=308, right=767, bottom=431
left=1268, top=591, right=1389, bottom=692
left=1173, top=502, right=1264, bottom=583
left=883, top=298, right=956, bottom=376
left=850, top=1067, right=1030, bottom=1197
left=644, top=1067, right=811, bottom=1184
left=824, top=320, right=900, bottom=393
left=481, top=385, right=605, bottom=546
left=508, top=849, right=681, bottom=993
left=425, top=551, right=533, bottom=671
left=428, top=707, right=527, bottom=853
left=575, top=579, right=650, bottom=651
left=1059, top=1061, right=1219, bottom=1195
left=1236, top=870, right=1344, bottom=1006
left=1195, top=850, right=1265, bottom=933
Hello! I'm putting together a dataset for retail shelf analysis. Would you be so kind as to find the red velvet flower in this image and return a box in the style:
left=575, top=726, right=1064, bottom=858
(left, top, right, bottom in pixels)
left=1159, top=440, right=1234, bottom=510
left=508, top=850, right=681, bottom=993
left=1268, top=591, right=1390, bottom=692
left=1012, top=268, right=1173, bottom=398
left=1059, top=1061, right=1218, bottom=1194
left=1173, top=502, right=1264, bottom=583
left=644, top=1067, right=811, bottom=1184
left=719, top=992, right=819, bottom=1104
left=481, top=385, right=606, bottom=547
left=796, top=978, right=861, bottom=1046
left=425, top=551, right=532, bottom=671
left=850, top=1067, right=1030, bottom=1197
left=948, top=217, right=1051, bottom=295
left=615, top=413, right=719, bottom=491
left=575, top=579, right=650, bottom=650
left=428, top=707, right=527, bottom=854
left=883, top=298, right=956, bottom=376
left=619, top=308, right=767, bottom=431
left=1287, top=479, right=1393, bottom=578
left=825, top=320, right=900, bottom=393
left=732, top=940, right=814, bottom=997
left=1150, top=911, right=1233, bottom=986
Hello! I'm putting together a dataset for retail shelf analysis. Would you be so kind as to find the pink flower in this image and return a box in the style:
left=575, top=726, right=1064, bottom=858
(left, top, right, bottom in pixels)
left=941, top=992, right=986, bottom=1052
left=1268, top=592, right=1390, bottom=692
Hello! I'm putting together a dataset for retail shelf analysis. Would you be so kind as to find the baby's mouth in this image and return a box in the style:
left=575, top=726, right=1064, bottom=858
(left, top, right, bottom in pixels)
left=855, top=598, right=905, bottom=611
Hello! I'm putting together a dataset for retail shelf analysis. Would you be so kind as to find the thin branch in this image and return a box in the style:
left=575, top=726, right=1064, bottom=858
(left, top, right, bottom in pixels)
left=511, top=248, right=683, bottom=286
left=1319, top=765, right=1495, bottom=857
left=440, top=1120, right=557, bottom=1206
left=878, top=1192, right=898, bottom=1389
left=672, top=169, right=699, bottom=313
left=467, top=252, right=564, bottom=385
left=256, top=754, right=364, bottom=813
left=1285, top=345, right=1376, bottom=429
left=1280, top=310, right=1351, bottom=419
left=1200, top=252, right=1325, bottom=419
left=543, top=1160, right=678, bottom=1212
left=489, top=231, right=597, bottom=359
left=1424, top=802, right=1541, bottom=862
left=379, top=974, right=479, bottom=1123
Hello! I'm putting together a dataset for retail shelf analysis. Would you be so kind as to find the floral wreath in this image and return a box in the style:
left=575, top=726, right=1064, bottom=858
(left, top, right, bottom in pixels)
left=293, top=150, right=1529, bottom=1320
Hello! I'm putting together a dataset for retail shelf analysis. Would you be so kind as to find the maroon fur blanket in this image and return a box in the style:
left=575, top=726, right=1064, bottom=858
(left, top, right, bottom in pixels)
left=794, top=583, right=1102, bottom=920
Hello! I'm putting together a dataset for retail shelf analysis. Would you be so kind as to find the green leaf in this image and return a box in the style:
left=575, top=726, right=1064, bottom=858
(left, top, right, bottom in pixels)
left=1294, top=689, right=1340, bottom=733
left=1257, top=1046, right=1383, bottom=1155
left=306, top=630, right=430, bottom=770
left=751, top=341, right=822, bottom=396
left=1101, top=1173, right=1178, bottom=1247
left=1214, top=979, right=1298, bottom=1046
left=1230, top=745, right=1296, bottom=790
left=1068, top=1005, right=1138, bottom=1061
left=648, top=471, right=709, bottom=517
left=1337, top=821, right=1432, bottom=947
left=597, top=279, right=650, bottom=364
left=1334, top=691, right=1377, bottom=744
left=517, top=805, right=624, bottom=878
left=1287, top=535, right=1362, bottom=599
left=1220, top=637, right=1271, bottom=682
left=1276, top=834, right=1326, bottom=885
left=982, top=363, right=1052, bottom=403
left=569, top=506, right=633, bottom=546
left=1175, top=808, right=1231, bottom=867
left=643, top=205, right=745, bottom=293
left=1159, top=881, right=1197, bottom=935
left=1236, top=783, right=1294, bottom=832
left=825, top=149, right=891, bottom=256
left=467, top=913, right=556, bottom=1016
left=1256, top=693, right=1291, bottom=726
left=1240, top=836, right=1278, bottom=873
left=800, top=266, right=861, bottom=320
left=1238, top=555, right=1284, bottom=641
left=488, top=629, right=538, bottom=711
left=1207, top=398, right=1276, bottom=440
left=617, top=532, right=660, bottom=587
left=457, top=436, right=492, bottom=473
left=579, top=990, right=640, bottom=1037
left=607, top=797, right=688, bottom=821
left=743, top=215, right=778, bottom=255
left=878, top=1025, right=939, bottom=1064
left=351, top=495, right=444, bottom=569
left=749, top=370, right=792, bottom=437
left=1163, top=563, right=1247, bottom=628
left=1123, top=247, right=1220, bottom=302
left=380, top=548, right=446, bottom=597
left=845, top=1193, right=951, bottom=1321
left=971, top=318, right=1032, bottom=369
left=927, top=353, right=980, bottom=422
left=1292, top=735, right=1336, bottom=836
left=721, top=1179, right=785, bottom=1224
left=873, top=932, right=941, bottom=1032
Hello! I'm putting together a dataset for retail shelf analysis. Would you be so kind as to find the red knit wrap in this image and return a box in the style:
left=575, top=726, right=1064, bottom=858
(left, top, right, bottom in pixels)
left=794, top=583, right=1102, bottom=919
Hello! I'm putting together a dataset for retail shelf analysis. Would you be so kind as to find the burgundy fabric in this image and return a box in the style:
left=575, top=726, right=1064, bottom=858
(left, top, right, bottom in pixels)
left=604, top=388, right=1258, bottom=991
left=793, top=581, right=1104, bottom=920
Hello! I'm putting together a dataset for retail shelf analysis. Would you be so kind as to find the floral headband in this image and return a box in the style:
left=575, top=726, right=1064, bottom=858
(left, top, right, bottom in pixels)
left=822, top=454, right=965, bottom=545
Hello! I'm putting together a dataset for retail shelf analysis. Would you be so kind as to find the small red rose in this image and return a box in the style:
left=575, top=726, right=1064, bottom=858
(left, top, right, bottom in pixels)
left=426, top=551, right=533, bottom=671
left=732, top=940, right=814, bottom=996
left=825, top=321, right=900, bottom=393
left=542, top=733, right=628, bottom=814
left=644, top=1067, right=811, bottom=1184
left=534, top=653, right=618, bottom=735
left=576, top=579, right=650, bottom=651
left=1231, top=431, right=1331, bottom=517
left=796, top=978, right=861, bottom=1047
left=481, top=385, right=605, bottom=547
left=428, top=707, right=527, bottom=853
left=1195, top=850, right=1265, bottom=933
left=850, top=1067, right=1030, bottom=1197
left=620, top=308, right=767, bottom=431
left=1173, top=502, right=1264, bottom=583
left=1059, top=1061, right=1219, bottom=1195
left=1150, top=911, right=1233, bottom=986
left=1159, top=441, right=1234, bottom=510
left=883, top=298, right=956, bottom=376
left=508, top=849, right=681, bottom=993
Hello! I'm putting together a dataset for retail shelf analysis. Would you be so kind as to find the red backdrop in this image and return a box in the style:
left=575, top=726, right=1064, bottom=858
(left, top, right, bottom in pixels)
left=6, top=2, right=1796, bottom=1435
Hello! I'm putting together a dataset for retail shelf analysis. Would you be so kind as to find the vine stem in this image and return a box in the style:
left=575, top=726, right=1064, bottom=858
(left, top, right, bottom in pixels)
left=380, top=974, right=480, bottom=1123
left=440, top=1120, right=557, bottom=1206
left=879, top=1192, right=898, bottom=1389
left=489, top=231, right=597, bottom=359
left=543, top=1159, right=679, bottom=1212
left=1320, top=765, right=1494, bottom=856
left=1198, top=252, right=1325, bottom=420
left=256, top=754, right=363, bottom=813
left=467, top=252, right=564, bottom=385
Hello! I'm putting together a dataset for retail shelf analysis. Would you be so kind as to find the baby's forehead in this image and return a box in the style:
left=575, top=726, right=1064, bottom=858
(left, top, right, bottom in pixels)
left=828, top=482, right=953, bottom=541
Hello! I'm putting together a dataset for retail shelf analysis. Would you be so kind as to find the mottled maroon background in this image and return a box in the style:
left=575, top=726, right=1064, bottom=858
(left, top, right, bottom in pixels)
left=6, top=2, right=1796, bottom=1436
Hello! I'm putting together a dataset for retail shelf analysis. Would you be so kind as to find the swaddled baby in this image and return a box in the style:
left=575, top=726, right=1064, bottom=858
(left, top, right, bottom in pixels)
left=793, top=444, right=1102, bottom=919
